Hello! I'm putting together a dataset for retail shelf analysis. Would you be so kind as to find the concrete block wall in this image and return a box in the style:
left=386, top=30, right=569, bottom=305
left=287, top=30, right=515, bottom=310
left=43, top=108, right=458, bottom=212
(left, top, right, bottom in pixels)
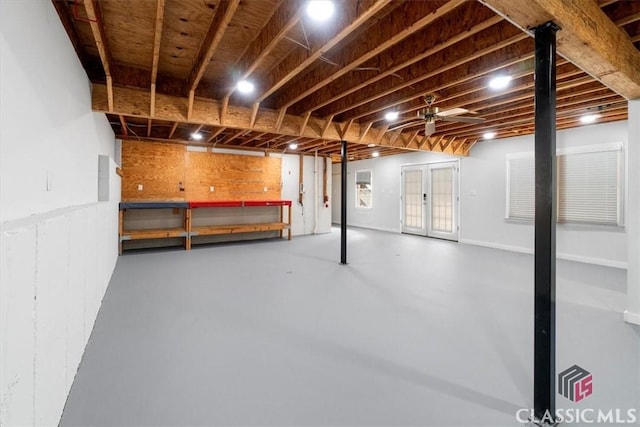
left=1, top=200, right=119, bottom=425
left=1, top=1, right=120, bottom=425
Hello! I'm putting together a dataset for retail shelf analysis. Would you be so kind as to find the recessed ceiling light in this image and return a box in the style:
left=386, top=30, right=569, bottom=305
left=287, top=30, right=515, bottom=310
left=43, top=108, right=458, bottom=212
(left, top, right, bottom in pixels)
left=367, top=143, right=376, bottom=147
left=236, top=79, right=254, bottom=94
left=371, top=151, right=380, bottom=158
left=306, top=0, right=335, bottom=22
left=191, top=132, right=203, bottom=140
left=483, top=131, right=496, bottom=140
left=580, top=114, right=600, bottom=124
left=289, top=142, right=298, bottom=150
left=488, top=75, right=512, bottom=90
left=384, top=111, right=399, bottom=121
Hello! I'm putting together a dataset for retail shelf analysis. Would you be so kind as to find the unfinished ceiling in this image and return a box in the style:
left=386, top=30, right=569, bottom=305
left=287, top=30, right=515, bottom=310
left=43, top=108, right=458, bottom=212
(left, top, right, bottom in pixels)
left=53, top=0, right=640, bottom=161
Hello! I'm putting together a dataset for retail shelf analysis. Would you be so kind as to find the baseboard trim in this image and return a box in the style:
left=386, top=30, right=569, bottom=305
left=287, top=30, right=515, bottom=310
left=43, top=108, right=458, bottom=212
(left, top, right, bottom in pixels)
left=459, top=238, right=628, bottom=269
left=624, top=310, right=640, bottom=326
left=459, top=239, right=532, bottom=255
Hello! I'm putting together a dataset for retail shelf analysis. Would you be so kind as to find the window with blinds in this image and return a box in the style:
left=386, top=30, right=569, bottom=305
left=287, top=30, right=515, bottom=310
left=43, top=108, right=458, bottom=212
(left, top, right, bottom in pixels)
left=505, top=145, right=624, bottom=226
left=506, top=153, right=535, bottom=220
left=558, top=148, right=622, bottom=225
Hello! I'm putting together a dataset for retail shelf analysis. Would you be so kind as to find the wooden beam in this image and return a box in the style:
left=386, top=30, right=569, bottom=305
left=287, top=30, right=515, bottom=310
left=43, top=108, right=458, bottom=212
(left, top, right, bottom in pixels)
left=168, top=122, right=178, bottom=139
left=405, top=130, right=420, bottom=148
left=359, top=122, right=373, bottom=142
left=218, top=129, right=246, bottom=145
left=273, top=0, right=467, bottom=110
left=481, top=0, right=640, bottom=99
left=256, top=0, right=390, bottom=103
left=598, top=0, right=619, bottom=7
left=418, top=135, right=431, bottom=150
left=363, top=62, right=585, bottom=126
left=220, top=95, right=229, bottom=125
left=187, top=0, right=240, bottom=96
left=299, top=111, right=312, bottom=136
left=225, top=0, right=303, bottom=98
left=150, top=0, right=165, bottom=116
left=147, top=119, right=152, bottom=137
left=321, top=115, right=335, bottom=138
left=376, top=124, right=390, bottom=143
left=83, top=0, right=114, bottom=112
left=328, top=27, right=528, bottom=119
left=249, top=102, right=260, bottom=129
left=453, top=138, right=467, bottom=155
left=119, top=115, right=128, bottom=136
left=206, top=127, right=225, bottom=143
left=389, top=129, right=402, bottom=146
left=275, top=107, right=287, bottom=131
left=296, top=12, right=502, bottom=114
left=441, top=137, right=456, bottom=152
left=52, top=1, right=89, bottom=66
left=239, top=132, right=269, bottom=146
left=463, top=140, right=478, bottom=155
left=91, top=84, right=458, bottom=154
left=341, top=119, right=355, bottom=139
left=615, top=12, right=640, bottom=27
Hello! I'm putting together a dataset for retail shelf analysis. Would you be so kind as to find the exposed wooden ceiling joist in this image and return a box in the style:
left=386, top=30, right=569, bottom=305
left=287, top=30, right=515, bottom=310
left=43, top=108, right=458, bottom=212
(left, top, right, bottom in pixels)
left=271, top=0, right=467, bottom=110
left=481, top=0, right=640, bottom=99
left=83, top=0, right=114, bottom=112
left=223, top=0, right=304, bottom=99
left=187, top=0, right=240, bottom=118
left=52, top=0, right=635, bottom=159
left=255, top=0, right=390, bottom=103
left=92, top=83, right=460, bottom=154
left=150, top=0, right=165, bottom=116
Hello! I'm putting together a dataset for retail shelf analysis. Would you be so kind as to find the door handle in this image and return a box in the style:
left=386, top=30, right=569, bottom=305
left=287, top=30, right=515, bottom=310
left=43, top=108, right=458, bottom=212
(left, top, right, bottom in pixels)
left=423, top=193, right=427, bottom=203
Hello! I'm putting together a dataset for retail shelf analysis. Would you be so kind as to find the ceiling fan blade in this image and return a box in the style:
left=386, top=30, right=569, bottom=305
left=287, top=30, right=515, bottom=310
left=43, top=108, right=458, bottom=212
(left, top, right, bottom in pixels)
left=424, top=121, right=436, bottom=136
left=388, top=120, right=423, bottom=132
left=437, top=107, right=470, bottom=117
left=438, top=115, right=485, bottom=124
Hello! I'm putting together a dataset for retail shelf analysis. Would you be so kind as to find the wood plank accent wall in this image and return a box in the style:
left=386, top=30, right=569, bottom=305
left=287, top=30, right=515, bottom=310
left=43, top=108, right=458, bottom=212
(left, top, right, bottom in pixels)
left=121, top=140, right=282, bottom=201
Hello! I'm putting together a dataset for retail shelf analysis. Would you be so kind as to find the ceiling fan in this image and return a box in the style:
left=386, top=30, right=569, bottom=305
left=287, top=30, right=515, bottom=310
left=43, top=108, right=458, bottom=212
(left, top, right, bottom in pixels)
left=388, top=95, right=485, bottom=136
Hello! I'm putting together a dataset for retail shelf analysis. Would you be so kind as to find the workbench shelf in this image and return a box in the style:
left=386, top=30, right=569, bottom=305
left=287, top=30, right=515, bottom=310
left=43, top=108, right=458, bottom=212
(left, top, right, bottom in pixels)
left=118, top=200, right=292, bottom=253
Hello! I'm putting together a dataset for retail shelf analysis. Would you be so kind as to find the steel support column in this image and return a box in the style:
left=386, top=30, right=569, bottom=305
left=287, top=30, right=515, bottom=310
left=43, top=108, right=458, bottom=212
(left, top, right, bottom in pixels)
left=340, top=140, right=347, bottom=265
left=533, top=21, right=559, bottom=425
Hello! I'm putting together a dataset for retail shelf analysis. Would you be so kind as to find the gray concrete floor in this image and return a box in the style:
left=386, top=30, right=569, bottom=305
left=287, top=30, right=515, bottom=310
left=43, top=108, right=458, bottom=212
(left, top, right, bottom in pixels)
left=61, top=227, right=639, bottom=426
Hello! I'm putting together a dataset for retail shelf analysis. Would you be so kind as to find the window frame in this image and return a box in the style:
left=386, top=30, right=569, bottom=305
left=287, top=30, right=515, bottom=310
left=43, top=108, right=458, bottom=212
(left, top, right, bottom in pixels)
left=504, top=143, right=624, bottom=226
left=355, top=169, right=373, bottom=209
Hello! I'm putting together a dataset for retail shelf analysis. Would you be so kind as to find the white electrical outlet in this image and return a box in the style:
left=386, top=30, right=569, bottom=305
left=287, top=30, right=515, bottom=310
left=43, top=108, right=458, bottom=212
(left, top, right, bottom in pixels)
left=210, top=186, right=215, bottom=192
left=137, top=184, right=143, bottom=191
left=264, top=186, right=268, bottom=192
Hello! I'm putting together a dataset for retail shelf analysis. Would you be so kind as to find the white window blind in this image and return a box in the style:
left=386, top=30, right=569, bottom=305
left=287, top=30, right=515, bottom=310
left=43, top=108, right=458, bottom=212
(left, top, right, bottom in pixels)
left=505, top=145, right=623, bottom=226
left=506, top=154, right=535, bottom=220
left=558, top=148, right=622, bottom=225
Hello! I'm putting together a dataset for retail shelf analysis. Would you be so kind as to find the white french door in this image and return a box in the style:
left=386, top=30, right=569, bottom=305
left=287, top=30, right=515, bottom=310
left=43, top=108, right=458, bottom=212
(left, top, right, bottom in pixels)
left=401, top=166, right=427, bottom=235
left=401, top=161, right=459, bottom=241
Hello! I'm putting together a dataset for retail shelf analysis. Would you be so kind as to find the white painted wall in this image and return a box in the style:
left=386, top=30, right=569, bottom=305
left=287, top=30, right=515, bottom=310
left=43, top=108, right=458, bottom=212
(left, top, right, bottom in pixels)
left=0, top=2, right=119, bottom=425
left=282, top=154, right=332, bottom=236
left=333, top=121, right=629, bottom=268
left=331, top=150, right=456, bottom=232
left=625, top=100, right=640, bottom=325
left=461, top=121, right=628, bottom=268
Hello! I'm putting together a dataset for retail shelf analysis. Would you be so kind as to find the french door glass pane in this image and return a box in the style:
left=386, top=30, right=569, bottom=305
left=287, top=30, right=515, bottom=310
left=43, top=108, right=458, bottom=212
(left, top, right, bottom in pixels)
left=431, top=168, right=453, bottom=232
left=404, top=170, right=423, bottom=229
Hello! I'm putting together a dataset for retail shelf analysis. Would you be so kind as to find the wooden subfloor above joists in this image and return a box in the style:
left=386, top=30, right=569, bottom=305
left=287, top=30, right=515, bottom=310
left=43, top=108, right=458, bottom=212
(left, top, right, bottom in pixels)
left=92, top=83, right=474, bottom=156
